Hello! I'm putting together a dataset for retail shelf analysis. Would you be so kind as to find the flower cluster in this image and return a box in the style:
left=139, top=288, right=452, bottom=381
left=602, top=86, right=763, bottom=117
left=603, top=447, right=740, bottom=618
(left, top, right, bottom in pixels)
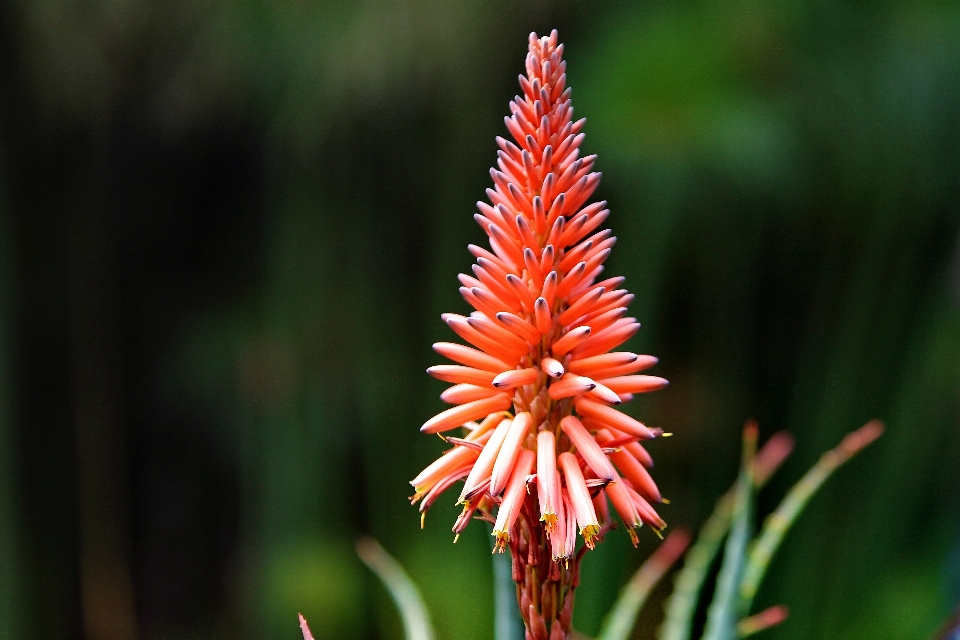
left=411, top=30, right=667, bottom=562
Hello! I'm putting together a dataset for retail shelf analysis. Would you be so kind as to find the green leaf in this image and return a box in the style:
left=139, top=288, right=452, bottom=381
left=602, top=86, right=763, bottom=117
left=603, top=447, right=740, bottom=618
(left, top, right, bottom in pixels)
left=597, top=529, right=692, bottom=640
left=659, top=430, right=793, bottom=640
left=356, top=537, right=436, bottom=640
left=701, top=426, right=757, bottom=640
left=738, top=420, right=884, bottom=614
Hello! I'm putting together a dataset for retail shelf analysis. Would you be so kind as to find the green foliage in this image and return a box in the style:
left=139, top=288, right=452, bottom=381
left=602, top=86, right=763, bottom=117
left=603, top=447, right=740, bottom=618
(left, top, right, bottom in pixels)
left=597, top=530, right=692, bottom=640
left=701, top=429, right=756, bottom=640
left=658, top=431, right=793, bottom=640
left=595, top=422, right=882, bottom=640
left=356, top=538, right=435, bottom=640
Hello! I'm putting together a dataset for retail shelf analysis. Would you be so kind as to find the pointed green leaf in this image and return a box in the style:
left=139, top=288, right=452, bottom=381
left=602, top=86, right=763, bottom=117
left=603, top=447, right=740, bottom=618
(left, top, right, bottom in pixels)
left=701, top=426, right=757, bottom=640
left=597, top=529, right=692, bottom=640
left=659, top=430, right=792, bottom=640
left=739, top=421, right=884, bottom=614
left=356, top=537, right=436, bottom=640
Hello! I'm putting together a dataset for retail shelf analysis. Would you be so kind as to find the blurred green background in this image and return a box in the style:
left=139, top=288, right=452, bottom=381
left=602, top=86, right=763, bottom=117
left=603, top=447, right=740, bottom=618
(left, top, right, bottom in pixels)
left=1, top=1, right=959, bottom=639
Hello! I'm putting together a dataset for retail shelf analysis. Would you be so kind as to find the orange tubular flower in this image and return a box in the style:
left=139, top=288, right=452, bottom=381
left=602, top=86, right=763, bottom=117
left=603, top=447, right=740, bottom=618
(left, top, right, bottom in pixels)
left=409, top=30, right=669, bottom=640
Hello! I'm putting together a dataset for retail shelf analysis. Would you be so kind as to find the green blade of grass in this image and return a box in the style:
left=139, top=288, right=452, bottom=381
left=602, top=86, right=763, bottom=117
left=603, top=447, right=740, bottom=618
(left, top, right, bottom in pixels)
left=738, top=420, right=884, bottom=614
left=356, top=537, right=436, bottom=640
left=597, top=529, right=692, bottom=640
left=658, top=430, right=793, bottom=640
left=701, top=425, right=758, bottom=640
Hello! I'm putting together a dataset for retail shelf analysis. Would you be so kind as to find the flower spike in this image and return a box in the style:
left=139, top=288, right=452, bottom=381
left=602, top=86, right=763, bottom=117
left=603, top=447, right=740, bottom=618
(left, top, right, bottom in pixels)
left=410, top=30, right=671, bottom=640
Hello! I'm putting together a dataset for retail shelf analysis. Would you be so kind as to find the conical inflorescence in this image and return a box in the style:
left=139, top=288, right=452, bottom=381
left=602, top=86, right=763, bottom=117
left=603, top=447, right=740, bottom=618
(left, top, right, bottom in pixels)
left=410, top=30, right=669, bottom=640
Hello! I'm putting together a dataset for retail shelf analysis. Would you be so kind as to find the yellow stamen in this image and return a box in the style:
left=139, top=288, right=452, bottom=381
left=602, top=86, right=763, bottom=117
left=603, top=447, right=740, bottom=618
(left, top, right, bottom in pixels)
left=492, top=529, right=510, bottom=553
left=541, top=512, right=558, bottom=532
left=581, top=524, right=600, bottom=549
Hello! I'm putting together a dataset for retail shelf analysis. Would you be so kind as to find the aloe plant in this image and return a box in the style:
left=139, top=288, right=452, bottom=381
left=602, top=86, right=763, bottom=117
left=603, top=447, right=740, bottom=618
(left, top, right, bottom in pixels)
left=299, top=420, right=883, bottom=640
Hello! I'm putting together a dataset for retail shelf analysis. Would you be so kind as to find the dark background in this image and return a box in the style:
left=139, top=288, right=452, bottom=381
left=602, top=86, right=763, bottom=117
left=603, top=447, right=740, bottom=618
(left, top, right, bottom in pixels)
left=1, top=1, right=959, bottom=639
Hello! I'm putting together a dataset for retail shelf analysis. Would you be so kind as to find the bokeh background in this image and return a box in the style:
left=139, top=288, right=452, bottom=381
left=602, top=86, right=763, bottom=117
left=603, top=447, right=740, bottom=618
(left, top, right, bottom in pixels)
left=1, top=1, right=959, bottom=639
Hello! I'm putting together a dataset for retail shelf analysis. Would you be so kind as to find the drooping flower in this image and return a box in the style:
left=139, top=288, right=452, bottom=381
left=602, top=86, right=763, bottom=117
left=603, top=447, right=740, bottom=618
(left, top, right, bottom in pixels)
left=410, top=30, right=669, bottom=640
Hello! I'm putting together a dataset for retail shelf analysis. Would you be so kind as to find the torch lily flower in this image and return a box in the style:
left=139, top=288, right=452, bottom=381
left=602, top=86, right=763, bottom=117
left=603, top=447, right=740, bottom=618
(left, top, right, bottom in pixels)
left=410, top=30, right=669, bottom=640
